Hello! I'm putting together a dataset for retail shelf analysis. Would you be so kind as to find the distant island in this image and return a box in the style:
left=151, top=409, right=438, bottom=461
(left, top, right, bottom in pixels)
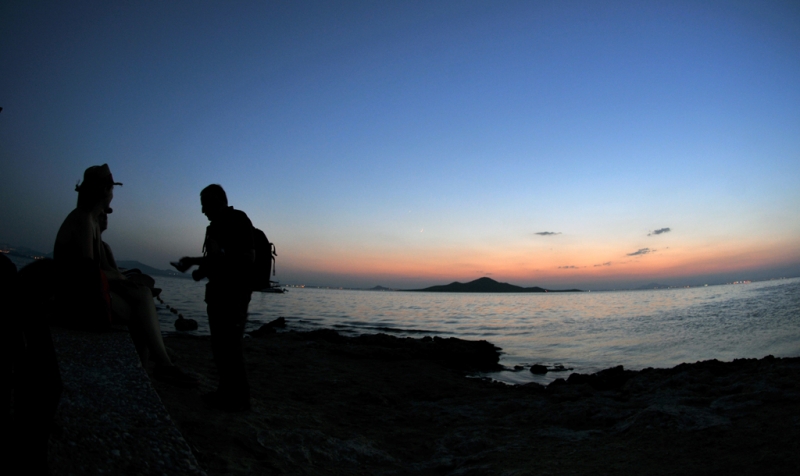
left=408, top=277, right=582, bottom=293
left=367, top=285, right=395, bottom=291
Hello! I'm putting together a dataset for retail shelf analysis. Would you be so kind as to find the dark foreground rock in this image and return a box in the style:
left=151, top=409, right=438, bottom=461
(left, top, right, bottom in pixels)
left=152, top=330, right=800, bottom=476
left=288, top=330, right=502, bottom=371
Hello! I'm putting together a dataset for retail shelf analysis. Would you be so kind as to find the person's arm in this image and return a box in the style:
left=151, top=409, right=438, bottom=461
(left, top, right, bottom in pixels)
left=73, top=214, right=96, bottom=261
left=100, top=241, right=127, bottom=281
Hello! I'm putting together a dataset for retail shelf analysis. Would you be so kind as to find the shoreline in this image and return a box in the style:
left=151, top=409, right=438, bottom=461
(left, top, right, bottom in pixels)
left=151, top=328, right=800, bottom=475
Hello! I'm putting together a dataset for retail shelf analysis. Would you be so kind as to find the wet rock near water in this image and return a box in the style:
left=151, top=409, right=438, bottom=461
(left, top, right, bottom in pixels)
left=175, top=316, right=199, bottom=331
left=248, top=317, right=287, bottom=337
left=282, top=329, right=503, bottom=371
left=530, top=363, right=573, bottom=374
left=565, top=365, right=636, bottom=391
left=530, top=364, right=548, bottom=374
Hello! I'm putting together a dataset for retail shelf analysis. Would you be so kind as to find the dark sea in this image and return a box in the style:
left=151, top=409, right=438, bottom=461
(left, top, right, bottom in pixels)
left=153, top=274, right=800, bottom=385
left=8, top=254, right=799, bottom=386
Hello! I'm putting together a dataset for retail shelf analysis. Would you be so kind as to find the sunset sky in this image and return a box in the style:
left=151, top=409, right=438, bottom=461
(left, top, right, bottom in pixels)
left=2, top=1, right=799, bottom=290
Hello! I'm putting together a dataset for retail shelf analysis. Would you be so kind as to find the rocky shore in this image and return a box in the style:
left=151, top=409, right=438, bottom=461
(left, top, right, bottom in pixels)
left=151, top=328, right=800, bottom=475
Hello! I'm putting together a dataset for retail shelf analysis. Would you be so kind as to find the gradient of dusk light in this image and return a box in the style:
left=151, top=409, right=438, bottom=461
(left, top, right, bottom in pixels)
left=1, top=1, right=799, bottom=290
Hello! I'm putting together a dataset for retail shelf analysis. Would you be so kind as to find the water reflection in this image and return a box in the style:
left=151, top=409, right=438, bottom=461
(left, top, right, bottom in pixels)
left=155, top=277, right=800, bottom=385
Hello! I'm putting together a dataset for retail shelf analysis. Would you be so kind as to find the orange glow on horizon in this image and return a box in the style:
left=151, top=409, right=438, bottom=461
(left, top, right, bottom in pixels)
left=283, top=235, right=800, bottom=286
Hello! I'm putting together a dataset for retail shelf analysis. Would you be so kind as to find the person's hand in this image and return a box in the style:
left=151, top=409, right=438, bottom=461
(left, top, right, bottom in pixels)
left=171, top=258, right=193, bottom=273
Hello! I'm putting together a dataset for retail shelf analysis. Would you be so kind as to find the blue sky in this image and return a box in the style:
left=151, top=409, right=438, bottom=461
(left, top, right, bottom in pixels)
left=2, top=1, right=799, bottom=289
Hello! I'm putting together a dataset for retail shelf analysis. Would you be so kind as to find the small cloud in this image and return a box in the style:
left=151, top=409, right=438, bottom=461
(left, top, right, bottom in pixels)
left=535, top=231, right=561, bottom=236
left=558, top=265, right=579, bottom=269
left=648, top=227, right=671, bottom=236
left=594, top=262, right=612, bottom=267
left=627, top=248, right=655, bottom=256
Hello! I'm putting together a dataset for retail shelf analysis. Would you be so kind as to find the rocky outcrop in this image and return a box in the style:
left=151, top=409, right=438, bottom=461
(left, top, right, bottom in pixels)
left=565, top=365, right=636, bottom=391
left=250, top=328, right=503, bottom=371
left=154, top=330, right=800, bottom=476
left=248, top=317, right=287, bottom=337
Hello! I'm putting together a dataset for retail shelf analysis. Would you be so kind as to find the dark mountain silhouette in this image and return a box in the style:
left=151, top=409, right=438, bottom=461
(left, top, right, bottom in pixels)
left=409, top=277, right=582, bottom=293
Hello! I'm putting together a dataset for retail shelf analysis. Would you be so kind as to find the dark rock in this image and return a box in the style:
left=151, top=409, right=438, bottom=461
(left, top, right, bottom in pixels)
left=550, top=364, right=573, bottom=372
left=355, top=333, right=412, bottom=348
left=302, top=328, right=348, bottom=343
left=567, top=373, right=591, bottom=385
left=514, top=365, right=524, bottom=371
left=530, top=364, right=548, bottom=374
left=266, top=317, right=286, bottom=328
left=520, top=381, right=546, bottom=392
left=249, top=317, right=288, bottom=338
left=548, top=382, right=594, bottom=401
left=291, top=331, right=501, bottom=371
left=565, top=365, right=636, bottom=391
left=174, top=317, right=198, bottom=332
left=593, top=365, right=633, bottom=391
left=429, top=336, right=501, bottom=371
left=249, top=324, right=277, bottom=337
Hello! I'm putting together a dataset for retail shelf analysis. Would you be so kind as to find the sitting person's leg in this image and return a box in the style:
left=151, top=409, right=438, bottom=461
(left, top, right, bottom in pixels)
left=111, top=281, right=171, bottom=365
left=112, top=283, right=196, bottom=386
left=110, top=289, right=149, bottom=364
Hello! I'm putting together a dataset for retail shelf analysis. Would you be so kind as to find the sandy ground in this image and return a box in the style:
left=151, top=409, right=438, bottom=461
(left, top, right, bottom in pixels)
left=150, top=329, right=800, bottom=475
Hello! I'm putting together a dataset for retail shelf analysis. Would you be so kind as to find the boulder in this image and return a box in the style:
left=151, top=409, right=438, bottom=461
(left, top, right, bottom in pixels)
left=266, top=317, right=286, bottom=328
left=250, top=324, right=277, bottom=337
left=564, top=365, right=635, bottom=391
left=174, top=317, right=198, bottom=332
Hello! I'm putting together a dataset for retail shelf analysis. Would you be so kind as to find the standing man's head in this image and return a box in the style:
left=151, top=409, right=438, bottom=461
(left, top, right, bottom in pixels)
left=200, top=184, right=228, bottom=221
left=76, top=164, right=122, bottom=212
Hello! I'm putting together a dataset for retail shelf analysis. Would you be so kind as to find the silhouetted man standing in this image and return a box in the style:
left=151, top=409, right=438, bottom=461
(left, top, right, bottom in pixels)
left=173, top=184, right=254, bottom=411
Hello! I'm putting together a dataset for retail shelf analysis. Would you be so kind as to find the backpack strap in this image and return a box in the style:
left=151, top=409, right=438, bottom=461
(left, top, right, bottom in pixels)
left=271, top=242, right=277, bottom=276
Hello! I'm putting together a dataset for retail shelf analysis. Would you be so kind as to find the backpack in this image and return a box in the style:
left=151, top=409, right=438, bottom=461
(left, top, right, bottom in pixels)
left=252, top=227, right=277, bottom=290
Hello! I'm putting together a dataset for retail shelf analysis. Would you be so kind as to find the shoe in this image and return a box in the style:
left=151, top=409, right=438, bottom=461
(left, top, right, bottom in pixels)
left=153, top=364, right=198, bottom=388
left=201, top=391, right=250, bottom=412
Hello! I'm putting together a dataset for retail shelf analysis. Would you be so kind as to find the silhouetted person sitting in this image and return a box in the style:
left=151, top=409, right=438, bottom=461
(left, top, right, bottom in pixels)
left=53, top=164, right=195, bottom=387
left=172, top=184, right=255, bottom=411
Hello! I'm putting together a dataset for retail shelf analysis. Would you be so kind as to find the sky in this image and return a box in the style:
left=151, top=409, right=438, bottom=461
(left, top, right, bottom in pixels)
left=2, top=0, right=799, bottom=290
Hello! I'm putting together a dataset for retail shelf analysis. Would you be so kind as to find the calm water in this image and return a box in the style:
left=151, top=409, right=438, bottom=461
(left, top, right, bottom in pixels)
left=152, top=275, right=800, bottom=385
left=8, top=255, right=798, bottom=385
